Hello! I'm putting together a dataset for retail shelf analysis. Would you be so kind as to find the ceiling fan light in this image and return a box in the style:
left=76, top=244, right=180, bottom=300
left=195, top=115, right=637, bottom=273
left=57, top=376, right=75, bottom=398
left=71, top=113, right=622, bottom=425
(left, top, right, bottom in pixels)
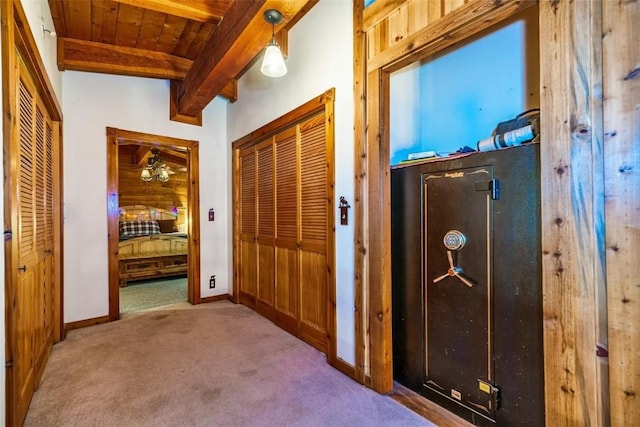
left=159, top=168, right=170, bottom=182
left=140, top=168, right=152, bottom=181
left=261, top=41, right=287, bottom=78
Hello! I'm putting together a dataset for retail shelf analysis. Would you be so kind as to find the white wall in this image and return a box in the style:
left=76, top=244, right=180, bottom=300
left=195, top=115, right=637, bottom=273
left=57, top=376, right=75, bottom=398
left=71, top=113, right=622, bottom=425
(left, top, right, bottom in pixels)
left=19, top=0, right=62, bottom=103
left=62, top=72, right=229, bottom=322
left=227, top=1, right=356, bottom=365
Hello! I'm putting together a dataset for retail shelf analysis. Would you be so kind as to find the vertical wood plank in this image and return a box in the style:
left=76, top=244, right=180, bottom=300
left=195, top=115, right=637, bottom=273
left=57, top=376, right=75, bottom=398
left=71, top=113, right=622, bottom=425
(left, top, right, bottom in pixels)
left=407, top=0, right=429, bottom=35
left=367, top=67, right=393, bottom=393
left=603, top=0, right=640, bottom=425
left=52, top=120, right=64, bottom=343
left=106, top=128, right=120, bottom=321
left=232, top=148, right=240, bottom=303
left=324, top=90, right=337, bottom=365
left=539, top=0, right=604, bottom=424
left=387, top=6, right=408, bottom=47
left=353, top=0, right=368, bottom=385
left=2, top=1, right=18, bottom=423
left=187, top=142, right=201, bottom=304
left=428, top=0, right=444, bottom=24
left=443, top=0, right=453, bottom=15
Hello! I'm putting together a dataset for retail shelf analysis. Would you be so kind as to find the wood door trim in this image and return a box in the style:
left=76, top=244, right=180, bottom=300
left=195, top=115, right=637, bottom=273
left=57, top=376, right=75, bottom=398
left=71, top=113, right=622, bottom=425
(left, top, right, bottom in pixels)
left=354, top=0, right=539, bottom=394
left=232, top=89, right=335, bottom=150
left=106, top=128, right=201, bottom=321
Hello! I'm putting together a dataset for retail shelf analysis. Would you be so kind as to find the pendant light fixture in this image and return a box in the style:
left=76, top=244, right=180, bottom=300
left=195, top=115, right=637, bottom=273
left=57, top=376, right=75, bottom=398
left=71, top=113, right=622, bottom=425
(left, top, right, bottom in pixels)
left=260, top=9, right=287, bottom=78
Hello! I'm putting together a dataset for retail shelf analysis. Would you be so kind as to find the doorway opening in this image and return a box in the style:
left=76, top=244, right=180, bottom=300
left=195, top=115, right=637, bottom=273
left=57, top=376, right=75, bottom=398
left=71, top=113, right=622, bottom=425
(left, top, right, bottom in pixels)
left=106, top=128, right=201, bottom=321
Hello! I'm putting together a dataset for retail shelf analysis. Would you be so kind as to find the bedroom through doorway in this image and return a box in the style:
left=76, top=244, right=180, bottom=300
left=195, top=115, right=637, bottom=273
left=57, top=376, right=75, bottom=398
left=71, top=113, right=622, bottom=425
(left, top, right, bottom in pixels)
left=106, top=128, right=201, bottom=321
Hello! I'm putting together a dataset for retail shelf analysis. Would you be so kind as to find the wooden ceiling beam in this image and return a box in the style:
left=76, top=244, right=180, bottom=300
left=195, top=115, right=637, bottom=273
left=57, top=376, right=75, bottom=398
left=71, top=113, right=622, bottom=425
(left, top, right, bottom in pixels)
left=158, top=151, right=188, bottom=167
left=134, top=145, right=151, bottom=168
left=48, top=0, right=68, bottom=38
left=171, top=0, right=312, bottom=119
left=111, top=0, right=231, bottom=23
left=57, top=37, right=193, bottom=80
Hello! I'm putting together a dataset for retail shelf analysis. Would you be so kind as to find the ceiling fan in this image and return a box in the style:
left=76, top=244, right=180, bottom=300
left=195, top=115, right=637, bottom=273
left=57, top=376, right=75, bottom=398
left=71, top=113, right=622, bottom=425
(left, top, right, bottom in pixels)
left=140, top=148, right=175, bottom=182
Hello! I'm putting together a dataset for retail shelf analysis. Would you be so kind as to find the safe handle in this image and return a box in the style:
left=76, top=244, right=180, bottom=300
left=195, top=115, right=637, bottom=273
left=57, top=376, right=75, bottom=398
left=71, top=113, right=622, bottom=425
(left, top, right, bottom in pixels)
left=432, top=250, right=474, bottom=288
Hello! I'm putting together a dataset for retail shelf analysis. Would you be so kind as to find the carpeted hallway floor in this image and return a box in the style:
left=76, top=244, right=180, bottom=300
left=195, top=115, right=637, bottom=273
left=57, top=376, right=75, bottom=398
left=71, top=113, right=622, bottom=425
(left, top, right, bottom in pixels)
left=25, top=301, right=433, bottom=427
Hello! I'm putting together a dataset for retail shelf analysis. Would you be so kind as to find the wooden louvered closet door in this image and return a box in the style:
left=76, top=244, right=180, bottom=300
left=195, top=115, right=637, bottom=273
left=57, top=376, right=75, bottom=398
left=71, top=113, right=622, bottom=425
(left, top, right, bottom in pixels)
left=235, top=111, right=331, bottom=354
left=255, top=140, right=275, bottom=318
left=238, top=146, right=257, bottom=306
left=297, top=115, right=329, bottom=351
left=274, top=127, right=299, bottom=334
left=13, top=55, right=56, bottom=425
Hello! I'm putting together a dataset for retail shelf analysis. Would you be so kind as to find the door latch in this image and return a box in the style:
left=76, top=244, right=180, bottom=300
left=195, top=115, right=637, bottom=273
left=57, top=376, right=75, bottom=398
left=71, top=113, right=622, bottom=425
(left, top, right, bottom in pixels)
left=475, top=179, right=500, bottom=200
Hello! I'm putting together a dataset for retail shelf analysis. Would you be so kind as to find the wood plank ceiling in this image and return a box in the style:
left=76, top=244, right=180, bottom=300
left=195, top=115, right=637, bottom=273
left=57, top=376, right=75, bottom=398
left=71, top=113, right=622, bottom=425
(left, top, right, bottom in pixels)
left=48, top=0, right=317, bottom=123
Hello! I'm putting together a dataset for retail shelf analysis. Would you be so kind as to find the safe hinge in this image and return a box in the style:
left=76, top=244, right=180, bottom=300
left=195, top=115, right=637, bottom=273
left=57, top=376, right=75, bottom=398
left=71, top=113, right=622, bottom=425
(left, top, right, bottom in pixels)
left=478, top=379, right=501, bottom=410
left=475, top=179, right=500, bottom=200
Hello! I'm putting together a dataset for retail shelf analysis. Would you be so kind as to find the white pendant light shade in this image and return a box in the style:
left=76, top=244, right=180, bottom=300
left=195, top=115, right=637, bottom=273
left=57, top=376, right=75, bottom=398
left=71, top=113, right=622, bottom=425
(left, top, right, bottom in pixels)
left=159, top=168, right=170, bottom=182
left=140, top=168, right=152, bottom=181
left=261, top=42, right=287, bottom=78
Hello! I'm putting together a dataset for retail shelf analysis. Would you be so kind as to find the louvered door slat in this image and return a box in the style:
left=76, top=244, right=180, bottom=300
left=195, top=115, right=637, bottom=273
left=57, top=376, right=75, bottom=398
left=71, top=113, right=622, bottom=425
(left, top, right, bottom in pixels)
left=239, top=148, right=258, bottom=302
left=273, top=129, right=299, bottom=326
left=45, top=122, right=54, bottom=243
left=275, top=132, right=297, bottom=241
left=18, top=79, right=35, bottom=260
left=240, top=150, right=256, bottom=235
left=257, top=144, right=274, bottom=237
left=300, top=123, right=327, bottom=244
left=256, top=141, right=275, bottom=313
left=35, top=107, right=46, bottom=252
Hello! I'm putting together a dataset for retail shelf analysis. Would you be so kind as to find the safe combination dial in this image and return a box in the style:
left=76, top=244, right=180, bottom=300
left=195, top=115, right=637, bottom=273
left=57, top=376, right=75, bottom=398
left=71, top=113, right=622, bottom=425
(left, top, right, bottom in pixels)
left=443, top=230, right=466, bottom=251
left=433, top=230, right=474, bottom=288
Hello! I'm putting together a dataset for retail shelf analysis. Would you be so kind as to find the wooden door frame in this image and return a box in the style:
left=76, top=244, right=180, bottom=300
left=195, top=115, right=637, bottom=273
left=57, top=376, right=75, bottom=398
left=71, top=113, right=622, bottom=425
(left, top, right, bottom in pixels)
left=356, top=0, right=609, bottom=424
left=354, top=0, right=539, bottom=393
left=106, top=128, right=201, bottom=321
left=2, top=1, right=64, bottom=425
left=231, top=89, right=337, bottom=366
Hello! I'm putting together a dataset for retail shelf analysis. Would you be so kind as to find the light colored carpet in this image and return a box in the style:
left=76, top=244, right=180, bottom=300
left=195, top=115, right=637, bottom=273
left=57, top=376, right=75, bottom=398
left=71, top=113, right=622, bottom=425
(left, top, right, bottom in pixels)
left=119, top=277, right=187, bottom=313
left=25, top=301, right=433, bottom=427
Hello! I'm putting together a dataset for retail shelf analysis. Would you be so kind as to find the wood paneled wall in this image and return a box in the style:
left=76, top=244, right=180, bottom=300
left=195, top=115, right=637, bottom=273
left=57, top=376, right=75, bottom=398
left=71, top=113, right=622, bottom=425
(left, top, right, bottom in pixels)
left=118, top=157, right=188, bottom=228
left=355, top=0, right=639, bottom=425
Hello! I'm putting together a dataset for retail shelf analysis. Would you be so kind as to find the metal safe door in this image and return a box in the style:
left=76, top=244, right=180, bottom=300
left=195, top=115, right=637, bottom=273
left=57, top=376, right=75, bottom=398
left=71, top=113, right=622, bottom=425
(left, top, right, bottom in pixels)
left=423, top=166, right=495, bottom=420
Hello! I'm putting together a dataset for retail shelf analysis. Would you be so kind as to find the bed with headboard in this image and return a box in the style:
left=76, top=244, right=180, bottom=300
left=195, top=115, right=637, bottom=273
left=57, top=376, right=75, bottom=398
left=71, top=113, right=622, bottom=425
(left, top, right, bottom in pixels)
left=118, top=205, right=188, bottom=287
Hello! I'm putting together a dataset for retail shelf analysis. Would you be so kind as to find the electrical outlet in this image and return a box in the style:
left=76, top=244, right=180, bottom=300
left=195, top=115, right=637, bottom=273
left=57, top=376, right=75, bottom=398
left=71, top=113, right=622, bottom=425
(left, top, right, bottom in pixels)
left=209, top=275, right=216, bottom=289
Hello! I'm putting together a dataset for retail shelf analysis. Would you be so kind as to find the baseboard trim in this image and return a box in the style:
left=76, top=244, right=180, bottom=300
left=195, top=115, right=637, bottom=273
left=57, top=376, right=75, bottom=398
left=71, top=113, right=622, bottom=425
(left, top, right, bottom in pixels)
left=332, top=357, right=356, bottom=379
left=200, top=294, right=230, bottom=304
left=391, top=382, right=473, bottom=427
left=64, top=315, right=110, bottom=336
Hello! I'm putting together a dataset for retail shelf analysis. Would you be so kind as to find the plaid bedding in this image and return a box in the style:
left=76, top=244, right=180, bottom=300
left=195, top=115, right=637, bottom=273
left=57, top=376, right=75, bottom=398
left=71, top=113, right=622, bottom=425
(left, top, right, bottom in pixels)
left=119, top=220, right=161, bottom=237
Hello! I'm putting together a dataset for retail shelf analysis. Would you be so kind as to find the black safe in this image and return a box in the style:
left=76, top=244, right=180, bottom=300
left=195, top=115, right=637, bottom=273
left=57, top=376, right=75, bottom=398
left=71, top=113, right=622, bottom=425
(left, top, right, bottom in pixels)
left=391, top=144, right=544, bottom=426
